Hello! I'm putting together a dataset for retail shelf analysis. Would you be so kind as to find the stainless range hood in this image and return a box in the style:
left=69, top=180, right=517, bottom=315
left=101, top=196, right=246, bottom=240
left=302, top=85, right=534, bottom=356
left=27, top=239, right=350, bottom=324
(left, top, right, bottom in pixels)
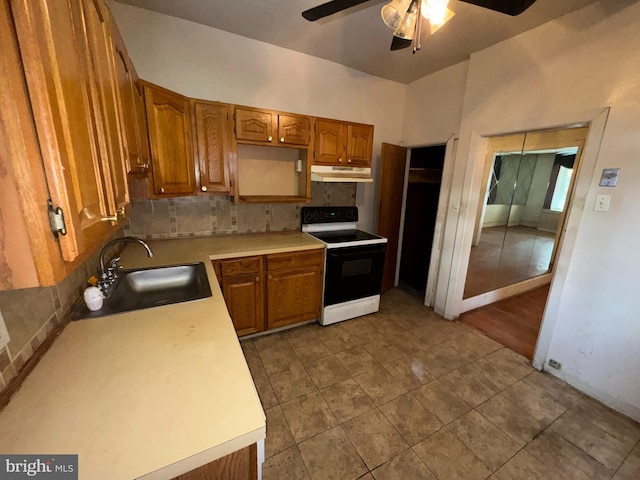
left=310, top=165, right=374, bottom=183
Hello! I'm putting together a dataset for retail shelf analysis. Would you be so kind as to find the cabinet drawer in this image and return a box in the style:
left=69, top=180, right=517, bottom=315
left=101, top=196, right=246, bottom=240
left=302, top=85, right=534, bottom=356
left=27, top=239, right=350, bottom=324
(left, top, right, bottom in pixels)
left=220, top=256, right=262, bottom=277
left=266, top=249, right=324, bottom=271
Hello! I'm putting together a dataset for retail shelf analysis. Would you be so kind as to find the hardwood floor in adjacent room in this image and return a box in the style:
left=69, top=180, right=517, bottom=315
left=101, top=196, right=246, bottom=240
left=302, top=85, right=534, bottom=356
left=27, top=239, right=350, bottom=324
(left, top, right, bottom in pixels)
left=461, top=285, right=550, bottom=360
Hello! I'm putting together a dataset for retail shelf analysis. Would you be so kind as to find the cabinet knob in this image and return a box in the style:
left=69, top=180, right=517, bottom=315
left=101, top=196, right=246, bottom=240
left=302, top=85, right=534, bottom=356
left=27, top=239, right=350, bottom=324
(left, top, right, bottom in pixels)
left=338, top=158, right=343, bottom=163
left=201, top=185, right=208, bottom=192
left=267, top=136, right=273, bottom=142
left=158, top=187, right=165, bottom=194
left=348, top=159, right=352, bottom=164
left=268, top=274, right=272, bottom=280
left=280, top=137, right=285, bottom=143
left=255, top=276, right=260, bottom=282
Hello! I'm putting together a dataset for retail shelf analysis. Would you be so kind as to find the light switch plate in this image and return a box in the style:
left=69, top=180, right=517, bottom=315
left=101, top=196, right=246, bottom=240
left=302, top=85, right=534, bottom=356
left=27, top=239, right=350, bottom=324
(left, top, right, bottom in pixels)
left=594, top=194, right=611, bottom=212
left=599, top=168, right=620, bottom=187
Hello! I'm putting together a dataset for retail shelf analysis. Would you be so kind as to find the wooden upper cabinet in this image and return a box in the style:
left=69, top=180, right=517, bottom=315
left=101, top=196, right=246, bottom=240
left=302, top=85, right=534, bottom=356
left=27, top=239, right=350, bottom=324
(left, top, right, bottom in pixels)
left=235, top=107, right=274, bottom=144
left=277, top=114, right=311, bottom=146
left=80, top=0, right=129, bottom=213
left=315, top=119, right=347, bottom=165
left=346, top=123, right=374, bottom=167
left=314, top=119, right=373, bottom=167
left=112, top=38, right=140, bottom=173
left=9, top=0, right=118, bottom=263
left=192, top=100, right=233, bottom=194
left=235, top=107, right=311, bottom=147
left=109, top=15, right=148, bottom=175
left=144, top=83, right=196, bottom=196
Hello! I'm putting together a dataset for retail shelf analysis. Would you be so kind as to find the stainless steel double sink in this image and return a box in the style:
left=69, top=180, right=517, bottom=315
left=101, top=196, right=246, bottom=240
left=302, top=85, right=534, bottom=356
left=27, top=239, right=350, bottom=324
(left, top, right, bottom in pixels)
left=79, top=262, right=212, bottom=319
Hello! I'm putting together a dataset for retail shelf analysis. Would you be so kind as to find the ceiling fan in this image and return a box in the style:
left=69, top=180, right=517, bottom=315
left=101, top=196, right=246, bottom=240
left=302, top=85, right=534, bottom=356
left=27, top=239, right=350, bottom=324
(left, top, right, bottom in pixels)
left=302, top=0, right=537, bottom=52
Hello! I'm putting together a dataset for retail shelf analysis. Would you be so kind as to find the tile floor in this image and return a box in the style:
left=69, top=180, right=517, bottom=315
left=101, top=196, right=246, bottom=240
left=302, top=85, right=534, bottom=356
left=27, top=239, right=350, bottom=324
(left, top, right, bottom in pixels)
left=241, top=289, right=640, bottom=480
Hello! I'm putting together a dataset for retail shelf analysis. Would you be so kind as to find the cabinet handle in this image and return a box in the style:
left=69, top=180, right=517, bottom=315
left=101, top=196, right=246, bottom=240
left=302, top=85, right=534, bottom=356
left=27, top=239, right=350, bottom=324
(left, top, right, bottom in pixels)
left=280, top=137, right=285, bottom=143
left=255, top=276, right=260, bottom=282
left=158, top=187, right=165, bottom=194
left=201, top=185, right=208, bottom=192
left=267, top=136, right=273, bottom=142
left=116, top=207, right=125, bottom=216
left=101, top=215, right=118, bottom=223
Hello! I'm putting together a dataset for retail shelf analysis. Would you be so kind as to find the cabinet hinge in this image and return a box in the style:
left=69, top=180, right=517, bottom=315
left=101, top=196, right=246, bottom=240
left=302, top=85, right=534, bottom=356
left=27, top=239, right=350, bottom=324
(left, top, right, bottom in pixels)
left=47, top=200, right=67, bottom=239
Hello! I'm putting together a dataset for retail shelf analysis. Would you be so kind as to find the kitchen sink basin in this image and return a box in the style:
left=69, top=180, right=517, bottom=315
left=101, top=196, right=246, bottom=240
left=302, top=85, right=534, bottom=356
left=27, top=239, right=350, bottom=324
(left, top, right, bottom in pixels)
left=79, top=262, right=212, bottom=319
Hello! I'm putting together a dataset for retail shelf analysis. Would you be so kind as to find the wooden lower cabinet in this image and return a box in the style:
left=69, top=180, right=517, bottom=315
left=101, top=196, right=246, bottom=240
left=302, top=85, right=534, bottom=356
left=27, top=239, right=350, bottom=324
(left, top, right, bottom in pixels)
left=214, top=256, right=264, bottom=336
left=213, top=249, right=324, bottom=336
left=172, top=443, right=257, bottom=480
left=265, top=250, right=323, bottom=330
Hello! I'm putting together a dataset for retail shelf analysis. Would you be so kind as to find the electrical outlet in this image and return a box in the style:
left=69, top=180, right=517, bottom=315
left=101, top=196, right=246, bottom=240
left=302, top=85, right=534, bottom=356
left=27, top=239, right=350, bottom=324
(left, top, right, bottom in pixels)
left=548, top=359, right=562, bottom=370
left=0, top=310, right=10, bottom=351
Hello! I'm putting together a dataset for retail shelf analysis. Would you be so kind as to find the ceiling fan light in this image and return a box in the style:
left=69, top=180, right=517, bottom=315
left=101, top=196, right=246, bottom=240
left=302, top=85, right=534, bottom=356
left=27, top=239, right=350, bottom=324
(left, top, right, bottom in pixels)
left=381, top=0, right=412, bottom=30
left=393, top=0, right=419, bottom=40
left=422, top=0, right=450, bottom=24
left=429, top=7, right=455, bottom=34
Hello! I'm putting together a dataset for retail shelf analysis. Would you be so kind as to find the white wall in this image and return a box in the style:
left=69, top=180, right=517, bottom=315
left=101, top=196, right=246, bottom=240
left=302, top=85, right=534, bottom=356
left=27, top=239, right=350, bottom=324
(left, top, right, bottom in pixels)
left=107, top=1, right=407, bottom=232
left=426, top=0, right=640, bottom=419
left=482, top=205, right=510, bottom=228
left=402, top=61, right=469, bottom=147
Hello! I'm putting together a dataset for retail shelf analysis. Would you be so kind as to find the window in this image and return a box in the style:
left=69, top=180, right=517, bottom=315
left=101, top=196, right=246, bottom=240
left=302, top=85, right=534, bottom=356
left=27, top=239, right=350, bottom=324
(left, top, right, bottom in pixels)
left=549, top=166, right=573, bottom=212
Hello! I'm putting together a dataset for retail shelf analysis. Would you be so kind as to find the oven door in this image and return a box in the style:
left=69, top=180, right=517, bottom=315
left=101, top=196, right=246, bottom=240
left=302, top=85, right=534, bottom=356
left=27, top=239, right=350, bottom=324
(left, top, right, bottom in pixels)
left=324, top=243, right=386, bottom=306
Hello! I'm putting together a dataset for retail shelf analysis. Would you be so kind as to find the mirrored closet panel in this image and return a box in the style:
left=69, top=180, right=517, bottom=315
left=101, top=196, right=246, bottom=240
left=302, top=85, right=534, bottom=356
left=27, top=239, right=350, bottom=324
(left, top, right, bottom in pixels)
left=464, top=126, right=589, bottom=299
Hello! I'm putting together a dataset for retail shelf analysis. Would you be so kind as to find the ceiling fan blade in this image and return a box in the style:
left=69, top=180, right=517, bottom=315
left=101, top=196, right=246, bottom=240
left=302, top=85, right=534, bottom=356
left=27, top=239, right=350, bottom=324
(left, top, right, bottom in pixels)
left=302, top=0, right=372, bottom=21
left=458, top=0, right=537, bottom=16
left=390, top=35, right=413, bottom=51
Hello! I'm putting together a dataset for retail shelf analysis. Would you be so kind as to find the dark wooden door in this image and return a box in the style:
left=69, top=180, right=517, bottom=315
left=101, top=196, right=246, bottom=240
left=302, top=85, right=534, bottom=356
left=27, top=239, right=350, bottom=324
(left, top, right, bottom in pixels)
left=376, top=143, right=407, bottom=294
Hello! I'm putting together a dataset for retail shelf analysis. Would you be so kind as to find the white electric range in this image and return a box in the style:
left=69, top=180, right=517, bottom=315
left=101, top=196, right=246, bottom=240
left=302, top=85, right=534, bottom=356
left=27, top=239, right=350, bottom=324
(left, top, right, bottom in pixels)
left=301, top=206, right=387, bottom=325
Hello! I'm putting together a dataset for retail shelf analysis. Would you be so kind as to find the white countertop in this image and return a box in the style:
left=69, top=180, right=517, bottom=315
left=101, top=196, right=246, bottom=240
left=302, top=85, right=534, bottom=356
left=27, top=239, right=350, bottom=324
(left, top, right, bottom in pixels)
left=0, top=232, right=324, bottom=479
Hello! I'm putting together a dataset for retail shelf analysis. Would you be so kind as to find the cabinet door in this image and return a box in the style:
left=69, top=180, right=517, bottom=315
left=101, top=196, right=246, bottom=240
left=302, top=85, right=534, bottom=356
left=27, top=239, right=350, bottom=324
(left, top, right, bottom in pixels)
left=266, top=267, right=322, bottom=329
left=132, top=73, right=151, bottom=172
left=10, top=0, right=115, bottom=262
left=222, top=275, right=264, bottom=336
left=80, top=0, right=129, bottom=212
left=277, top=114, right=310, bottom=146
left=193, top=101, right=232, bottom=194
left=314, top=119, right=347, bottom=166
left=346, top=123, right=374, bottom=167
left=144, top=84, right=196, bottom=196
left=112, top=38, right=142, bottom=173
left=235, top=108, right=274, bottom=144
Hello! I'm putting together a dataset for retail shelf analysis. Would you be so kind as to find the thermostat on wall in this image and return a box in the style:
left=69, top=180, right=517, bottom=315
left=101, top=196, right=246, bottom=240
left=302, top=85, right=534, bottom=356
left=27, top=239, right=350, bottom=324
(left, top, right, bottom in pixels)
left=599, top=168, right=620, bottom=187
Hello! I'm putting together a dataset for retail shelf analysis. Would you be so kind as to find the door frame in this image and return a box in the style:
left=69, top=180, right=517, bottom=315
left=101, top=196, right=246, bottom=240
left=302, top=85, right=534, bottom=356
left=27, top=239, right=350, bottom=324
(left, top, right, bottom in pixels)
left=383, top=136, right=456, bottom=306
left=429, top=107, right=609, bottom=370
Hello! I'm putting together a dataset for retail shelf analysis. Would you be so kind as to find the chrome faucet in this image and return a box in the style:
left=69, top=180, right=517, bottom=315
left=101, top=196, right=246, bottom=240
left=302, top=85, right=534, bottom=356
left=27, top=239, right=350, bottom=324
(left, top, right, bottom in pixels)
left=97, top=236, right=154, bottom=295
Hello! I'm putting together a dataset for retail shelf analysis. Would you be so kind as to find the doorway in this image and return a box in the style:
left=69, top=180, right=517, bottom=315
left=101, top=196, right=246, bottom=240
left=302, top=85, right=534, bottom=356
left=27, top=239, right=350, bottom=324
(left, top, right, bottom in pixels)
left=376, top=142, right=446, bottom=298
left=460, top=125, right=588, bottom=358
left=398, top=145, right=446, bottom=294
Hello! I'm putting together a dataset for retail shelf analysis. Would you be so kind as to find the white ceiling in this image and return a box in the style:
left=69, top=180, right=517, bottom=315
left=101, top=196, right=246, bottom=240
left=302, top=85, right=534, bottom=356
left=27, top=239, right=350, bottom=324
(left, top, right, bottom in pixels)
left=114, top=0, right=600, bottom=84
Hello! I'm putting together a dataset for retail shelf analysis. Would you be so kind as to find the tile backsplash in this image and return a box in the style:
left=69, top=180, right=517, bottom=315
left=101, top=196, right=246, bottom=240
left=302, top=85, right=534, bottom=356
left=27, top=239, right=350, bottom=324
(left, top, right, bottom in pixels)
left=125, top=182, right=357, bottom=239
left=0, top=231, right=123, bottom=393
